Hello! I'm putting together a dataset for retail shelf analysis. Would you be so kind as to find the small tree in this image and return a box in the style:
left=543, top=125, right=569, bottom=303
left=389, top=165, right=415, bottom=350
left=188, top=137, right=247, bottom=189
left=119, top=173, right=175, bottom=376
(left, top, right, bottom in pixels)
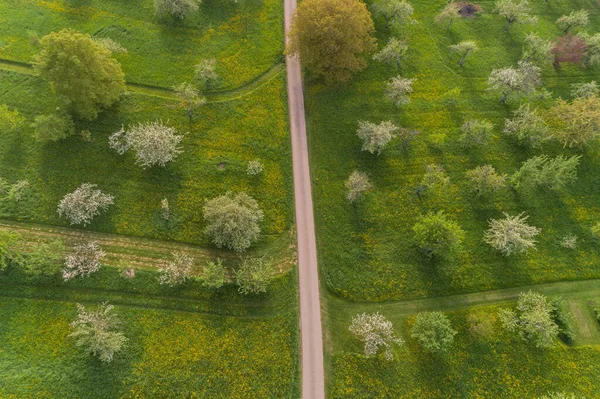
left=287, top=0, right=376, bottom=84
left=0, top=230, right=23, bottom=272
left=397, top=127, right=420, bottom=152
left=235, top=257, right=274, bottom=294
left=58, top=184, right=114, bottom=226
left=581, top=32, right=600, bottom=68
left=511, top=155, right=580, bottom=192
left=449, top=41, right=478, bottom=66
left=0, top=104, right=24, bottom=133
left=494, top=0, right=537, bottom=32
left=247, top=160, right=264, bottom=175
left=522, top=33, right=553, bottom=66
left=33, top=29, right=125, bottom=120
left=488, top=61, right=541, bottom=103
left=556, top=10, right=588, bottom=34
left=417, top=164, right=450, bottom=198
left=154, top=0, right=202, bottom=19
left=410, top=311, right=457, bottom=353
left=32, top=113, right=75, bottom=142
left=570, top=81, right=598, bottom=99
left=157, top=251, right=193, bottom=286
left=111, top=122, right=183, bottom=168
left=484, top=212, right=540, bottom=256
left=373, top=38, right=408, bottom=67
left=160, top=198, right=170, bottom=220
left=465, top=165, right=507, bottom=197
left=349, top=313, right=403, bottom=360
left=435, top=2, right=461, bottom=31
left=372, top=0, right=415, bottom=30
left=356, top=120, right=398, bottom=154
left=385, top=76, right=415, bottom=107
left=345, top=170, right=372, bottom=202
left=63, top=242, right=105, bottom=280
left=201, top=258, right=226, bottom=289
left=458, top=119, right=493, bottom=148
left=538, top=393, right=585, bottom=399
left=413, top=211, right=464, bottom=257
left=21, top=240, right=65, bottom=277
left=499, top=291, right=558, bottom=348
left=173, top=82, right=206, bottom=123
left=550, top=96, right=600, bottom=148
left=6, top=180, right=31, bottom=202
left=194, top=59, right=220, bottom=90
left=69, top=302, right=128, bottom=362
left=203, top=192, right=264, bottom=252
left=552, top=34, right=587, bottom=68
left=503, top=104, right=550, bottom=148
left=93, top=37, right=127, bottom=54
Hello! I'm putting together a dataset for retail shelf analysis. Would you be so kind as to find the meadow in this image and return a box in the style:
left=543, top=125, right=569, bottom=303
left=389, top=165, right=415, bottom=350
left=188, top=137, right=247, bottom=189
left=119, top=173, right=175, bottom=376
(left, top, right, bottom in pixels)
left=306, top=0, right=600, bottom=301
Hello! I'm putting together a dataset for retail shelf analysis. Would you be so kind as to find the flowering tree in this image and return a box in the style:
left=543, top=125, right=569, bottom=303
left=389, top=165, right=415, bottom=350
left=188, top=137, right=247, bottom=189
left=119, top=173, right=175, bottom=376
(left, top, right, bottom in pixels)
left=356, top=120, right=398, bottom=154
left=522, top=33, right=553, bottom=66
left=435, top=2, right=461, bottom=31
left=503, top=104, right=550, bottom=148
left=550, top=96, right=600, bottom=148
left=449, top=41, right=478, bottom=66
left=201, top=258, right=226, bottom=289
left=63, top=242, right=105, bottom=280
left=385, top=76, right=415, bottom=107
left=372, top=0, right=415, bottom=30
left=417, top=164, right=450, bottom=198
left=173, top=82, right=206, bottom=122
left=373, top=38, right=408, bottom=67
left=458, top=119, right=493, bottom=148
left=349, top=313, right=403, bottom=360
left=69, top=302, right=128, bottom=362
left=484, top=213, right=540, bottom=256
left=570, top=81, right=598, bottom=99
left=194, top=59, right=220, bottom=89
left=465, top=165, right=507, bottom=197
left=552, top=34, right=587, bottom=68
left=345, top=170, right=372, bottom=202
left=57, top=184, right=114, bottom=226
left=494, top=0, right=537, bottom=32
left=488, top=61, right=541, bottom=103
left=556, top=10, right=588, bottom=33
left=157, top=251, right=193, bottom=286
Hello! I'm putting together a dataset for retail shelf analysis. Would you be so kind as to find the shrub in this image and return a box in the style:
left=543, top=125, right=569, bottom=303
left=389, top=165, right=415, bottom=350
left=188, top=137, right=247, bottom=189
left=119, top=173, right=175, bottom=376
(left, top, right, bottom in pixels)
left=589, top=300, right=600, bottom=323
left=235, top=257, right=273, bottom=294
left=349, top=313, right=403, bottom=360
left=57, top=183, right=114, bottom=226
left=0, top=230, right=23, bottom=272
left=201, top=258, right=226, bottom=289
left=247, top=160, right=264, bottom=176
left=410, top=311, right=457, bottom=353
left=32, top=113, right=75, bottom=142
left=63, top=242, right=105, bottom=281
left=560, top=234, right=577, bottom=249
left=484, top=212, right=541, bottom=256
left=160, top=198, right=170, bottom=220
left=6, top=179, right=31, bottom=202
left=21, top=240, right=65, bottom=277
left=157, top=251, right=193, bottom=286
left=0, top=104, right=24, bottom=133
left=591, top=223, right=600, bottom=240
left=549, top=296, right=575, bottom=344
left=458, top=119, right=493, bottom=148
left=413, top=211, right=465, bottom=257
left=154, top=0, right=202, bottom=19
left=465, top=165, right=507, bottom=197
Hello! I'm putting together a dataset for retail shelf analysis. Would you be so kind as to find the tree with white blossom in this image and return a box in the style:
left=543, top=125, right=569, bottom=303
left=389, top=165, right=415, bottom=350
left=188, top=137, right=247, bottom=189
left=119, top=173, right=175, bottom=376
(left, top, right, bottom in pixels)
left=58, top=184, right=114, bottom=226
left=349, top=313, right=403, bottom=360
left=484, top=213, right=540, bottom=256
left=356, top=120, right=398, bottom=154
left=373, top=38, right=408, bottom=67
left=63, top=241, right=105, bottom=280
left=487, top=61, right=541, bottom=103
left=345, top=170, right=372, bottom=202
left=385, top=76, right=415, bottom=107
left=494, top=0, right=537, bottom=32
left=157, top=251, right=193, bottom=286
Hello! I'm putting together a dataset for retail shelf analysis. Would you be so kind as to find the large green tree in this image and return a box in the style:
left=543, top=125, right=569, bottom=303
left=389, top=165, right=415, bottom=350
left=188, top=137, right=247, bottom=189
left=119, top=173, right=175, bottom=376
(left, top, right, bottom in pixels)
left=34, top=29, right=125, bottom=120
left=287, top=0, right=376, bottom=84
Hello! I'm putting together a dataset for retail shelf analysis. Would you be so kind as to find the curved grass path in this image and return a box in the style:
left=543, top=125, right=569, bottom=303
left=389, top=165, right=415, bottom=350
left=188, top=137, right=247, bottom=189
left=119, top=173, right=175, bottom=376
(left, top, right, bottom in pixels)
left=0, top=57, right=285, bottom=103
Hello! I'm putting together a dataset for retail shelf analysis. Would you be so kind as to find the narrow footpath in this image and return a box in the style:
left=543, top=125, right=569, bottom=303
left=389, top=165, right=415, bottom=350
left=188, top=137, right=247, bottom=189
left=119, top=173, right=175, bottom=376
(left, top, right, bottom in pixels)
left=283, top=0, right=326, bottom=397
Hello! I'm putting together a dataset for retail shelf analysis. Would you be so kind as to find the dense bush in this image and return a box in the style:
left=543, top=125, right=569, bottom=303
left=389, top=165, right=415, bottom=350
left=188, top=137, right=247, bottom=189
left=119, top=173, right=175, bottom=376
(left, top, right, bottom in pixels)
left=549, top=296, right=575, bottom=344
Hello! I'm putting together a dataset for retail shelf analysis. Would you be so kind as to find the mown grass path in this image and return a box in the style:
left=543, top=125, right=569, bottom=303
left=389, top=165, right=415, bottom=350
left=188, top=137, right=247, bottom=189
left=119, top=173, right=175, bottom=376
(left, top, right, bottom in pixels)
left=0, top=57, right=285, bottom=102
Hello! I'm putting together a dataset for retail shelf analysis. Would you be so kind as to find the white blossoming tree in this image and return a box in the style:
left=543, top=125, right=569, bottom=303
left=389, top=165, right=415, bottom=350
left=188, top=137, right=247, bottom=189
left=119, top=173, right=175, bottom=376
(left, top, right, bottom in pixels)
left=157, top=251, right=194, bottom=286
left=356, top=120, right=399, bottom=154
left=57, top=184, right=114, bottom=226
left=63, top=242, right=106, bottom=280
left=484, top=213, right=541, bottom=256
left=349, top=313, right=403, bottom=360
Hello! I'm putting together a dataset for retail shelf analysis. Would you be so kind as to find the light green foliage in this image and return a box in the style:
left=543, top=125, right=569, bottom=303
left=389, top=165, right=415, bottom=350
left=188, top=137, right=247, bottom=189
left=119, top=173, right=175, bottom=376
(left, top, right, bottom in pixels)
left=484, top=213, right=541, bottom=256
left=538, top=393, right=586, bottom=399
left=247, top=160, right=264, bottom=175
left=494, top=0, right=537, bottom=31
left=356, top=120, right=398, bottom=154
left=503, top=104, right=550, bottom=148
left=560, top=234, right=578, bottom=250
left=201, top=258, right=226, bottom=289
left=287, top=0, right=376, bottom=84
left=410, top=311, right=457, bottom=353
left=499, top=291, right=558, bottom=348
left=349, top=313, right=403, bottom=360
left=235, top=257, right=274, bottom=294
left=511, top=155, right=581, bottom=192
left=0, top=230, right=23, bottom=272
left=449, top=41, right=478, bottom=66
left=21, top=240, right=65, bottom=277
left=580, top=33, right=600, bottom=67
left=467, top=309, right=497, bottom=338
left=488, top=61, right=541, bottom=103
left=372, top=0, right=416, bottom=30
left=203, top=192, right=264, bottom=252
left=465, top=165, right=507, bottom=197
left=419, top=164, right=450, bottom=195
left=385, top=76, right=415, bottom=107
left=522, top=33, right=553, bottom=66
left=5, top=180, right=31, bottom=202
left=345, top=170, right=372, bottom=202
left=413, top=211, right=464, bottom=257
left=173, top=82, right=206, bottom=121
left=435, top=2, right=461, bottom=30
left=550, top=96, right=600, bottom=148
left=69, top=302, right=128, bottom=362
left=591, top=222, right=600, bottom=240
left=92, top=37, right=127, bottom=54
left=458, top=119, right=492, bottom=147
left=157, top=251, right=193, bottom=286
left=0, top=104, right=24, bottom=133
left=33, top=29, right=125, bottom=120
left=154, top=0, right=202, bottom=19
left=570, top=81, right=599, bottom=99
left=194, top=59, right=220, bottom=90
left=549, top=296, right=575, bottom=343
left=556, top=10, right=588, bottom=33
left=32, top=113, right=75, bottom=142
left=373, top=38, right=408, bottom=67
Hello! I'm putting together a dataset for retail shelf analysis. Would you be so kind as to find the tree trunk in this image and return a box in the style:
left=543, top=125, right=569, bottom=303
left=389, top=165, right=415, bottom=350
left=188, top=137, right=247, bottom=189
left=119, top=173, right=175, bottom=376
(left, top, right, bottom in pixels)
left=446, top=19, right=453, bottom=31
left=459, top=50, right=469, bottom=66
left=500, top=92, right=508, bottom=103
left=504, top=19, right=512, bottom=32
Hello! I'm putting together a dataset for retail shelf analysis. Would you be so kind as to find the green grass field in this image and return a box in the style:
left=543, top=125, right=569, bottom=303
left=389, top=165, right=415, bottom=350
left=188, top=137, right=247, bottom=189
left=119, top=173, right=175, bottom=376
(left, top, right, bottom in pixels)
left=306, top=0, right=600, bottom=302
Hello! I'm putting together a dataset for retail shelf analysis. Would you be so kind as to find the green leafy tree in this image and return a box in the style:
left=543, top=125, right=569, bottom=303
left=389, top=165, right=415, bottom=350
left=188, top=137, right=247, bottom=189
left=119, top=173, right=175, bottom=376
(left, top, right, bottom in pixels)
left=499, top=291, right=558, bottom=348
left=235, top=257, right=274, bottom=294
left=69, top=302, right=128, bottom=362
left=201, top=258, right=226, bottom=289
left=154, top=0, right=202, bottom=19
left=503, top=104, right=550, bottom=148
left=287, top=0, right=376, bottom=84
left=556, top=10, right=588, bottom=33
left=203, top=192, right=264, bottom=252
left=511, top=155, right=580, bottom=192
left=522, top=33, right=553, bottom=66
left=373, top=38, right=408, bottom=67
left=21, top=240, right=65, bottom=277
left=356, top=120, right=398, bottom=154
left=494, top=0, right=537, bottom=32
left=449, top=41, right=478, bottom=66
left=417, top=164, right=450, bottom=198
left=484, top=212, right=540, bottom=256
left=458, top=119, right=493, bottom=148
left=570, top=81, right=598, bottom=99
left=34, top=29, right=125, bottom=120
left=580, top=32, right=600, bottom=68
left=550, top=96, right=600, bottom=148
left=0, top=104, right=24, bottom=133
left=32, top=112, right=75, bottom=142
left=413, top=211, right=464, bottom=257
left=194, top=59, right=220, bottom=90
left=410, top=311, right=457, bottom=353
left=0, top=230, right=23, bottom=272
left=465, top=165, right=507, bottom=197
left=372, top=0, right=415, bottom=30
left=435, top=2, right=461, bottom=31
left=538, top=392, right=587, bottom=399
